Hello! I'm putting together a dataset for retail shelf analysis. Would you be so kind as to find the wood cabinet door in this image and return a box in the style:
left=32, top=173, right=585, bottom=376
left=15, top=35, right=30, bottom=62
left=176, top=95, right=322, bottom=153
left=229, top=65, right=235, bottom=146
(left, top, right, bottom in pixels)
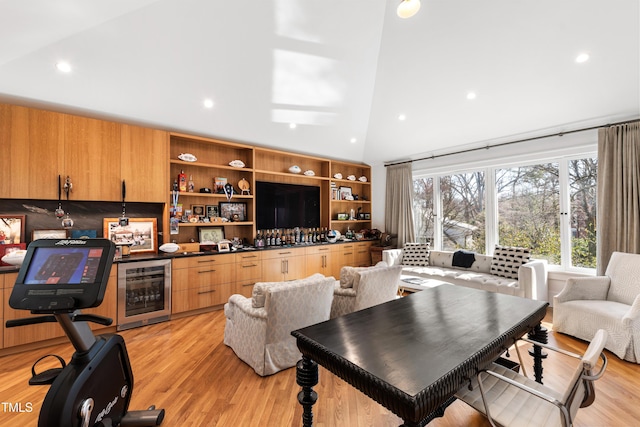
left=306, top=246, right=334, bottom=276
left=261, top=257, right=285, bottom=282
left=284, top=255, right=307, bottom=281
left=0, top=105, right=64, bottom=199
left=64, top=115, right=121, bottom=201
left=334, top=244, right=355, bottom=275
left=121, top=124, right=168, bottom=202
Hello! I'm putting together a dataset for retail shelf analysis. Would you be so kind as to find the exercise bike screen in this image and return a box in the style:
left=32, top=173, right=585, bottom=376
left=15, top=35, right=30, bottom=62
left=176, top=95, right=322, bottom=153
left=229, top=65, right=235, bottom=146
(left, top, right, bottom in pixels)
left=23, top=247, right=104, bottom=285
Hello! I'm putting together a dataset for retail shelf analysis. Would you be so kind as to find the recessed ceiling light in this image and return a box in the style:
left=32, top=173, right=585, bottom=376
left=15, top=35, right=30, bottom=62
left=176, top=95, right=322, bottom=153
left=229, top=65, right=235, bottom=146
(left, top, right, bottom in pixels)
left=398, top=114, right=406, bottom=121
left=289, top=123, right=297, bottom=129
left=466, top=92, right=477, bottom=100
left=350, top=138, right=357, bottom=144
left=203, top=99, right=214, bottom=109
left=55, top=61, right=72, bottom=73
left=575, top=53, right=590, bottom=63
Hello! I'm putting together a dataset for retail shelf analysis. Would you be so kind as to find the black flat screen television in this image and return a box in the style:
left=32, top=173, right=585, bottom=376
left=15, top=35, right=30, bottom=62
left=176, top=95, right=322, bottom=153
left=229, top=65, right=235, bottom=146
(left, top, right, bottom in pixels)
left=256, top=181, right=320, bottom=230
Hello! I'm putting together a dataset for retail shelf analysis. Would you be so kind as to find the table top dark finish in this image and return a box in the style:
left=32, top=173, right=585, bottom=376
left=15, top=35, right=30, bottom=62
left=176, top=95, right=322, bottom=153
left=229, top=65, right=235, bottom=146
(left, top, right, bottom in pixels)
left=292, top=284, right=548, bottom=424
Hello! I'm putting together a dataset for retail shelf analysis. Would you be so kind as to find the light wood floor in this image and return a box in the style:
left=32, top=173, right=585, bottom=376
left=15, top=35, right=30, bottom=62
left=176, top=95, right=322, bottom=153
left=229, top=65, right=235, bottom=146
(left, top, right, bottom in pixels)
left=0, top=308, right=638, bottom=427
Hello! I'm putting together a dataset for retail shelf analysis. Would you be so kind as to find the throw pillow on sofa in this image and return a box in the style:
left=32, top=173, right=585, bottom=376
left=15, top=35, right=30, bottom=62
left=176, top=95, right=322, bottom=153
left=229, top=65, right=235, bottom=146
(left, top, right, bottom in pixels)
left=490, top=245, right=531, bottom=280
left=401, top=243, right=430, bottom=267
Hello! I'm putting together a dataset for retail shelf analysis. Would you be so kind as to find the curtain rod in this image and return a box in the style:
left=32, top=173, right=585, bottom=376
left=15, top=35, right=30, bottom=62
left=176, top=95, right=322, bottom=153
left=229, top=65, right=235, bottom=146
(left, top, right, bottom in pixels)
left=384, top=117, right=640, bottom=167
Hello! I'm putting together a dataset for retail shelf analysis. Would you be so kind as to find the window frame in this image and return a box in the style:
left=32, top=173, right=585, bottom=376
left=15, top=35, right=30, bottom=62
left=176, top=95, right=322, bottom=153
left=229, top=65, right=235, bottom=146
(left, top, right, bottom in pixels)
left=412, top=150, right=597, bottom=273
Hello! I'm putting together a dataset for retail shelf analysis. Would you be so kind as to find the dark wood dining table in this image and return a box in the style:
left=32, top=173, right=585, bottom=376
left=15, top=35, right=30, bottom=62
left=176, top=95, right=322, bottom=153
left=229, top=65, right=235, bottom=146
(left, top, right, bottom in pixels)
left=292, top=284, right=549, bottom=427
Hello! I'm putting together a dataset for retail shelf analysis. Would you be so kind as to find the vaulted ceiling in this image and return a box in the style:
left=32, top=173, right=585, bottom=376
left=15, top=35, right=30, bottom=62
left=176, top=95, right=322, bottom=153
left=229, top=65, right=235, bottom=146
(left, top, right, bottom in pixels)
left=0, top=0, right=638, bottom=166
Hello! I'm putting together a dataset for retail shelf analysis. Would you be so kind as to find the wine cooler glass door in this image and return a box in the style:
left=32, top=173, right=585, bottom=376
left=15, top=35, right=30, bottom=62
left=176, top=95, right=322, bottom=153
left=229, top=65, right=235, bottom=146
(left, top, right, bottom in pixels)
left=117, top=259, right=171, bottom=330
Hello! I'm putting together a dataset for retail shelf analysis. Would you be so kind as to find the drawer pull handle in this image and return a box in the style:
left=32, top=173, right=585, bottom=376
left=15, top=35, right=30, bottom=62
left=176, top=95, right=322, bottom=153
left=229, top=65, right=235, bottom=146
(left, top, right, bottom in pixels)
left=278, top=251, right=292, bottom=255
left=198, top=269, right=216, bottom=273
left=198, top=260, right=216, bottom=264
left=242, top=283, right=254, bottom=287
left=241, top=255, right=258, bottom=259
left=344, top=252, right=353, bottom=255
left=198, top=290, right=216, bottom=295
left=242, top=264, right=258, bottom=268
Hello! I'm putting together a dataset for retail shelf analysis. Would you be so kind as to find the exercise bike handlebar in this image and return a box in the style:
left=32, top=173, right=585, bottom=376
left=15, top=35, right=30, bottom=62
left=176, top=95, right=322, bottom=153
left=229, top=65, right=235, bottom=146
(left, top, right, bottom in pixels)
left=5, top=313, right=113, bottom=329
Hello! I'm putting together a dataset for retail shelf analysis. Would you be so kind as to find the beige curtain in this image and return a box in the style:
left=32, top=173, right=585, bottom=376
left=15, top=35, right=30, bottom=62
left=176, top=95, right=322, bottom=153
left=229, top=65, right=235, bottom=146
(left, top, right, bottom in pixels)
left=385, top=163, right=415, bottom=248
left=596, top=122, right=640, bottom=274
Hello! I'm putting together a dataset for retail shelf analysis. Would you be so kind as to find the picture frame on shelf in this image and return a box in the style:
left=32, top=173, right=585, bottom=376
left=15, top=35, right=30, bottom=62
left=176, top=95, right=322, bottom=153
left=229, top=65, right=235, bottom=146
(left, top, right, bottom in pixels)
left=71, top=229, right=97, bottom=239
left=219, top=202, right=247, bottom=222
left=0, top=215, right=25, bottom=244
left=199, top=226, right=225, bottom=244
left=339, top=186, right=353, bottom=200
left=214, top=177, right=228, bottom=194
left=364, top=213, right=371, bottom=220
left=217, top=241, right=231, bottom=253
left=205, top=204, right=219, bottom=219
left=192, top=204, right=205, bottom=218
left=32, top=229, right=69, bottom=241
left=103, top=218, right=158, bottom=254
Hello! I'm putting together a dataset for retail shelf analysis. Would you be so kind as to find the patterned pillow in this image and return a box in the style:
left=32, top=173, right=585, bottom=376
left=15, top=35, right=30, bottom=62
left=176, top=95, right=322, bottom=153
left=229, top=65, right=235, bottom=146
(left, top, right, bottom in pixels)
left=401, top=243, right=430, bottom=266
left=490, top=245, right=531, bottom=280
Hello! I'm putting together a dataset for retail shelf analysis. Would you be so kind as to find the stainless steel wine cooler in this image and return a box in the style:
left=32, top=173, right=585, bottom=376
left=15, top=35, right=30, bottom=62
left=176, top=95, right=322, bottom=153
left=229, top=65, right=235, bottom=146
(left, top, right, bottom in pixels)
left=117, top=259, right=171, bottom=330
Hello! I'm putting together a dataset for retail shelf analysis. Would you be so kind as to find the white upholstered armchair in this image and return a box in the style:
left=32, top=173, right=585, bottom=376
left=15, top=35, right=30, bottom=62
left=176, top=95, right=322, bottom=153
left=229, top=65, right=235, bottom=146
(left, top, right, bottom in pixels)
left=553, top=251, right=640, bottom=363
left=223, top=273, right=335, bottom=376
left=330, top=264, right=402, bottom=319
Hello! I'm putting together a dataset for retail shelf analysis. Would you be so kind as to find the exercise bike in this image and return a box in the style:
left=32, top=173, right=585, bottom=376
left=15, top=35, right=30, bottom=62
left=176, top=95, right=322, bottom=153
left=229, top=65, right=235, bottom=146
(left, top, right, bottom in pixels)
left=6, top=238, right=164, bottom=427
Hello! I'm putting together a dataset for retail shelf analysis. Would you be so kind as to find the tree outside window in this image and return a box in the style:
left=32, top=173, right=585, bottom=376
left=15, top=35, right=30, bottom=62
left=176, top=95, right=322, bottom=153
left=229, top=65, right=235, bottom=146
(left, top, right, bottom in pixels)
left=496, top=164, right=560, bottom=263
left=440, top=172, right=486, bottom=252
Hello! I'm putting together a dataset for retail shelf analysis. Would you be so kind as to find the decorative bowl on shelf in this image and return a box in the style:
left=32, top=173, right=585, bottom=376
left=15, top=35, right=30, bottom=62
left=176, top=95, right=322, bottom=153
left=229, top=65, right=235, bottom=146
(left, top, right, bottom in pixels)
left=289, top=165, right=301, bottom=174
left=303, top=170, right=315, bottom=176
left=229, top=159, right=245, bottom=168
left=178, top=153, right=197, bottom=162
left=1, top=250, right=27, bottom=266
left=159, top=243, right=180, bottom=253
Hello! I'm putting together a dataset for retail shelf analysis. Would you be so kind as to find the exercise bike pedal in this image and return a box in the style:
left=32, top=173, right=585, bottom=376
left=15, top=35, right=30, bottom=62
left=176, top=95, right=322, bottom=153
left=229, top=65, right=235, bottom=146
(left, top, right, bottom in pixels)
left=120, top=406, right=165, bottom=426
left=28, top=354, right=66, bottom=386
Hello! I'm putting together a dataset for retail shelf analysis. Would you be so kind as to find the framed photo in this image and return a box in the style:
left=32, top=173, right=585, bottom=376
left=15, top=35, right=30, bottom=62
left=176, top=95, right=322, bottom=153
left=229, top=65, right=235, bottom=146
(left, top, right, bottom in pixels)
left=71, top=229, right=97, bottom=239
left=0, top=215, right=25, bottom=244
left=192, top=205, right=205, bottom=217
left=0, top=243, right=26, bottom=266
left=217, top=241, right=230, bottom=253
left=364, top=213, right=371, bottom=220
left=205, top=205, right=219, bottom=219
left=214, top=177, right=228, bottom=194
left=199, top=226, right=225, bottom=244
left=103, top=218, right=158, bottom=254
left=219, top=202, right=247, bottom=222
left=32, top=229, right=69, bottom=240
left=339, top=186, right=352, bottom=200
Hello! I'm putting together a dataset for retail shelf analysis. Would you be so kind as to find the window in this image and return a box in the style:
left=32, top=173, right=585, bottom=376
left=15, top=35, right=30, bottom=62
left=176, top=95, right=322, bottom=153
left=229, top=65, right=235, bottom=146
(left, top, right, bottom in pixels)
left=412, top=152, right=597, bottom=271
left=496, top=163, right=560, bottom=263
left=440, top=172, right=486, bottom=251
left=568, top=157, right=597, bottom=268
left=413, top=177, right=434, bottom=246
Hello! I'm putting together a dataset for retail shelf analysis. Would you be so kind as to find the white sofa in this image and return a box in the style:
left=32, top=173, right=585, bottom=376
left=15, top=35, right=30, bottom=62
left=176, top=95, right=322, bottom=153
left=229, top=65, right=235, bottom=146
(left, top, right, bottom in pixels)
left=553, top=251, right=640, bottom=363
left=223, top=273, right=335, bottom=376
left=383, top=244, right=548, bottom=301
